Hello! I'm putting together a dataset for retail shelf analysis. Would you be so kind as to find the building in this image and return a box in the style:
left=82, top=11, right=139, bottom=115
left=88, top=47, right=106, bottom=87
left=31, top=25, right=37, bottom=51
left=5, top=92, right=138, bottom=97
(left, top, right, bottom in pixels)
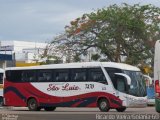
left=0, top=40, right=47, bottom=68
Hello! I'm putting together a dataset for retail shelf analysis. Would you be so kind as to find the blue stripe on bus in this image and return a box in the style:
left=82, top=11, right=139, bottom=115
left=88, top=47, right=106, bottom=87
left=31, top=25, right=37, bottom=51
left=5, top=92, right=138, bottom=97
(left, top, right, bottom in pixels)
left=4, top=86, right=97, bottom=107
left=40, top=99, right=81, bottom=107
left=77, top=97, right=97, bottom=107
left=25, top=88, right=46, bottom=99
left=4, top=86, right=26, bottom=100
left=40, top=97, right=97, bottom=107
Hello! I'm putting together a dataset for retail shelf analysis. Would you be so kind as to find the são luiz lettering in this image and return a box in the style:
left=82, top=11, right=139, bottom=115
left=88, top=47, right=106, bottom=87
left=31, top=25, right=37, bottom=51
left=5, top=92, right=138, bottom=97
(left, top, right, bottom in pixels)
left=47, top=83, right=80, bottom=91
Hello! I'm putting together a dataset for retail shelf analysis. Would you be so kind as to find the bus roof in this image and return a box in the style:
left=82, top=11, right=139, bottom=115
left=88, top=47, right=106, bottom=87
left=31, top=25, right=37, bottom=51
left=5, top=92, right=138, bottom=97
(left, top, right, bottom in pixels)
left=5, top=62, right=140, bottom=71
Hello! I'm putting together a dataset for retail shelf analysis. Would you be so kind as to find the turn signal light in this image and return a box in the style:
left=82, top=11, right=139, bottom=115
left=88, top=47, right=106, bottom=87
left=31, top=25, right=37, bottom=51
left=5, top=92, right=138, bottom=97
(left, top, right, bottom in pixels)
left=155, top=80, right=160, bottom=97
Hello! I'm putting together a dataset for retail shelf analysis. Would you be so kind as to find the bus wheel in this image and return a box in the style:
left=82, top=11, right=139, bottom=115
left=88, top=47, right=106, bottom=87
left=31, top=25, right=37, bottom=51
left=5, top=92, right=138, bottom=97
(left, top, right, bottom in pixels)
left=44, top=107, right=56, bottom=111
left=27, top=98, right=40, bottom=111
left=98, top=98, right=110, bottom=112
left=116, top=107, right=126, bottom=112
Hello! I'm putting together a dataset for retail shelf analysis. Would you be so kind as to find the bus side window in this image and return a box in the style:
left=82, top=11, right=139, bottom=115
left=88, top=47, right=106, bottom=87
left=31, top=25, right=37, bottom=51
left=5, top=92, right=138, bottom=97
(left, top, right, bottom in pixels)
left=105, top=67, right=122, bottom=89
left=8, top=70, right=22, bottom=82
left=5, top=71, right=11, bottom=81
left=89, top=68, right=107, bottom=84
left=71, top=69, right=87, bottom=82
left=115, top=75, right=127, bottom=93
left=117, top=80, right=126, bottom=92
left=55, top=70, right=69, bottom=82
left=21, top=72, right=27, bottom=82
left=38, top=70, right=52, bottom=82
left=21, top=70, right=36, bottom=82
left=0, top=73, right=3, bottom=84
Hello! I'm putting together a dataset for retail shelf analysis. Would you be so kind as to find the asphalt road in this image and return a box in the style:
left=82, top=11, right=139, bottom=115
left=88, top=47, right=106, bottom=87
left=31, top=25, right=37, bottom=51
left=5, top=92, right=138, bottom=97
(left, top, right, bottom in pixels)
left=0, top=107, right=159, bottom=120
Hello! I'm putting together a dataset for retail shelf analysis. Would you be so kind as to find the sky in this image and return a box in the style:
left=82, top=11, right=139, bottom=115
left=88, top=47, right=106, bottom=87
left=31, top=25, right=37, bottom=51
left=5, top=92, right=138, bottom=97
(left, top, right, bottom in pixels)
left=0, top=0, right=160, bottom=43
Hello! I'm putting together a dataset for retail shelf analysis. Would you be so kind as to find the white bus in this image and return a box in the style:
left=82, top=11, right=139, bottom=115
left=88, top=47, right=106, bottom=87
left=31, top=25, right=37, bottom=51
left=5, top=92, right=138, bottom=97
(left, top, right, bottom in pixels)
left=4, top=62, right=147, bottom=112
left=0, top=68, right=4, bottom=106
left=154, top=40, right=160, bottom=113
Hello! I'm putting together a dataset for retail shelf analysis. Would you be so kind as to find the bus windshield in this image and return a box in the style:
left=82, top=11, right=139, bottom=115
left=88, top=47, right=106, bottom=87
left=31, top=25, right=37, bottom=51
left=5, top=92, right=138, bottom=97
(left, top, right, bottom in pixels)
left=123, top=70, right=146, bottom=97
left=105, top=67, right=146, bottom=97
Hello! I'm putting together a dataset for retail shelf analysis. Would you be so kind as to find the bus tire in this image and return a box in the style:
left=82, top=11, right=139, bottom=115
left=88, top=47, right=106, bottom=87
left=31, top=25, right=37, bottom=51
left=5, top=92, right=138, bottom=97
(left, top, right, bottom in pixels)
left=98, top=98, right=110, bottom=112
left=116, top=107, right=126, bottom=112
left=44, top=107, right=56, bottom=111
left=27, top=98, right=40, bottom=111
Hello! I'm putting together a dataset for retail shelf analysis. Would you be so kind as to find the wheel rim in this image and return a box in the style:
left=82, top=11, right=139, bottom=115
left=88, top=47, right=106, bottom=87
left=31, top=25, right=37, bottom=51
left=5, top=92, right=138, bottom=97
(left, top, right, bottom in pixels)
left=100, top=101, right=107, bottom=109
left=30, top=101, right=36, bottom=109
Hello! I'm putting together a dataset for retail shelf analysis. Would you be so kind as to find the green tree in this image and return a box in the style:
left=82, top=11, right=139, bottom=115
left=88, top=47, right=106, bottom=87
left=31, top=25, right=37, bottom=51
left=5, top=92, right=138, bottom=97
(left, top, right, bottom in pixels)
left=52, top=3, right=160, bottom=66
left=39, top=43, right=63, bottom=64
left=91, top=54, right=101, bottom=61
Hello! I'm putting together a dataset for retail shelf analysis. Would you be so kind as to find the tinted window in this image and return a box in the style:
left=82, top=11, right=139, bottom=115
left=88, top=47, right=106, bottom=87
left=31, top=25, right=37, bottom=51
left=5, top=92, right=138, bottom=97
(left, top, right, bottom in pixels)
left=5, top=71, right=11, bottom=81
left=21, top=70, right=36, bottom=82
left=89, top=68, right=107, bottom=84
left=116, top=75, right=126, bottom=93
left=105, top=67, right=122, bottom=89
left=38, top=70, right=52, bottom=82
left=5, top=70, right=22, bottom=82
left=0, top=73, right=3, bottom=84
left=55, top=70, right=69, bottom=82
left=71, top=69, right=87, bottom=81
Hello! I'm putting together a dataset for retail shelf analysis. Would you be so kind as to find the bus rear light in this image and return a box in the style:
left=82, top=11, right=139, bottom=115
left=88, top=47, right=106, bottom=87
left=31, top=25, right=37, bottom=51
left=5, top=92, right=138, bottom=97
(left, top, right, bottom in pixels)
left=155, top=80, right=160, bottom=97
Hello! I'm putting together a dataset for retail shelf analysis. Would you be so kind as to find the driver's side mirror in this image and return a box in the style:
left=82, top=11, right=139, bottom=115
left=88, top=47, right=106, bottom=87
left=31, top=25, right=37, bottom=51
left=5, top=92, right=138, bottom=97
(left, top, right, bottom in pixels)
left=114, top=73, right=131, bottom=86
